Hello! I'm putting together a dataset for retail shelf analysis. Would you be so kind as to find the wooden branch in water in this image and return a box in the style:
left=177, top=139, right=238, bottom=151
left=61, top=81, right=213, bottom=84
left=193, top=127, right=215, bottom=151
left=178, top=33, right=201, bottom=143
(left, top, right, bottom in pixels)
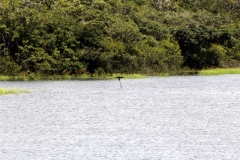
left=116, top=76, right=124, bottom=88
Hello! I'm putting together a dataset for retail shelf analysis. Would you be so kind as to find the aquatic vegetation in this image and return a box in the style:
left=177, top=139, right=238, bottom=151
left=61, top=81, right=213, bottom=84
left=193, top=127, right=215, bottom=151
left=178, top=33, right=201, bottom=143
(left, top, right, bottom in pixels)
left=0, top=88, right=31, bottom=95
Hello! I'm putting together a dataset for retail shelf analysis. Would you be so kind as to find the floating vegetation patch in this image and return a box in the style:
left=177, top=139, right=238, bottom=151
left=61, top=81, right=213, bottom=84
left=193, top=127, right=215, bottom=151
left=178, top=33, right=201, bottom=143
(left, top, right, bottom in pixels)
left=0, top=88, right=31, bottom=95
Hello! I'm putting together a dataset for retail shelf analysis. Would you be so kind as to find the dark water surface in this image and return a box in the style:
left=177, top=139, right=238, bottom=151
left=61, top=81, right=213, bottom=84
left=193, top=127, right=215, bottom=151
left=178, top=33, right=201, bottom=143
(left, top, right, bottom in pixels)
left=1, top=75, right=240, bottom=159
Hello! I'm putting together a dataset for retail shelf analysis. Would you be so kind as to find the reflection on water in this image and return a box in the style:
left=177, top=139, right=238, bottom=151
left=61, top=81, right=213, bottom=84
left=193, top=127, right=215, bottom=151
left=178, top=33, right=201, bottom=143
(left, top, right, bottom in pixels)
left=1, top=75, right=240, bottom=159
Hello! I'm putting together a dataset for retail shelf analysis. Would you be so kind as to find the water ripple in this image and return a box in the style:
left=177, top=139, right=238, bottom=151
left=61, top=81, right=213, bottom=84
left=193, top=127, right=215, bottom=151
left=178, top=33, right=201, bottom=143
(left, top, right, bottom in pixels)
left=1, top=75, right=240, bottom=159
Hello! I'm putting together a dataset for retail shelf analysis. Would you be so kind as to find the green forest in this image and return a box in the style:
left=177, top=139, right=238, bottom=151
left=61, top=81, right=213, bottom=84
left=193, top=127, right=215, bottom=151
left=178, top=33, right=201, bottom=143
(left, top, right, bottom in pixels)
left=1, top=0, right=240, bottom=77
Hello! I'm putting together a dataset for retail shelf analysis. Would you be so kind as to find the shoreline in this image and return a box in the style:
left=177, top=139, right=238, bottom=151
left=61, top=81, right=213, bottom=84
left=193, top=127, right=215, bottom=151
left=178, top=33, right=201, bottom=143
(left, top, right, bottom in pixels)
left=0, top=73, right=147, bottom=81
left=198, top=68, right=240, bottom=76
left=1, top=68, right=240, bottom=81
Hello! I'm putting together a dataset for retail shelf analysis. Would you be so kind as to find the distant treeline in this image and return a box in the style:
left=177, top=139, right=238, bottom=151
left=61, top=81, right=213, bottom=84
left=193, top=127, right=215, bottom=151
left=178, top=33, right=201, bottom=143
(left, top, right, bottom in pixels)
left=1, top=0, right=240, bottom=76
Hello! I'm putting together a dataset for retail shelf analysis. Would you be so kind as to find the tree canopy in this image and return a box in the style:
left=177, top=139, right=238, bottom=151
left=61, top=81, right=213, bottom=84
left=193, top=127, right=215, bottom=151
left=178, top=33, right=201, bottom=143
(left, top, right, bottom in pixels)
left=1, top=0, right=240, bottom=76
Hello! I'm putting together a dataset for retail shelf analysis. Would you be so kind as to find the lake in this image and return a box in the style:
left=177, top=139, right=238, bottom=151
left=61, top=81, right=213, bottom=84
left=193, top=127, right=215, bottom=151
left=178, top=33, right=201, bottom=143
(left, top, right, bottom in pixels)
left=1, top=75, right=240, bottom=159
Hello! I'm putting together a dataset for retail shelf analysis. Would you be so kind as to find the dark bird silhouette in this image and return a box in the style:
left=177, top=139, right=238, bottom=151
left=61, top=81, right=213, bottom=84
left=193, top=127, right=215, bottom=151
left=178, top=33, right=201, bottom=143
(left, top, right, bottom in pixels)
left=116, top=76, right=123, bottom=80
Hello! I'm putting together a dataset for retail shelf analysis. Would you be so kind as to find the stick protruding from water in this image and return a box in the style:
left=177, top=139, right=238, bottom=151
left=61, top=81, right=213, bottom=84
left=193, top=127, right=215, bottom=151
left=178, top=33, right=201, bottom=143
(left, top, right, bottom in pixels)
left=116, top=76, right=123, bottom=88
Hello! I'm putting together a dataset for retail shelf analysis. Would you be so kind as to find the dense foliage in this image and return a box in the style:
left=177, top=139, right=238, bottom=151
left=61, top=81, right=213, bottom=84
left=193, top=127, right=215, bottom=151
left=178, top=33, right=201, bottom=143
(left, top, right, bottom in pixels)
left=1, top=0, right=240, bottom=76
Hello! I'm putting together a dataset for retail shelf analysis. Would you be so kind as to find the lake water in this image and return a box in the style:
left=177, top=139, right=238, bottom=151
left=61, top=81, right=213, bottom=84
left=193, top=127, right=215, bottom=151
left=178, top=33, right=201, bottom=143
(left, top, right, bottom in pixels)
left=1, top=75, right=240, bottom=159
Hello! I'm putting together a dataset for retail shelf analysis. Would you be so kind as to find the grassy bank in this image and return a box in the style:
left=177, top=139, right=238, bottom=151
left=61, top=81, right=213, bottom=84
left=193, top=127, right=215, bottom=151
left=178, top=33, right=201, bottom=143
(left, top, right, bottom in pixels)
left=1, top=68, right=240, bottom=81
left=0, top=88, right=31, bottom=95
left=198, top=68, right=240, bottom=76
